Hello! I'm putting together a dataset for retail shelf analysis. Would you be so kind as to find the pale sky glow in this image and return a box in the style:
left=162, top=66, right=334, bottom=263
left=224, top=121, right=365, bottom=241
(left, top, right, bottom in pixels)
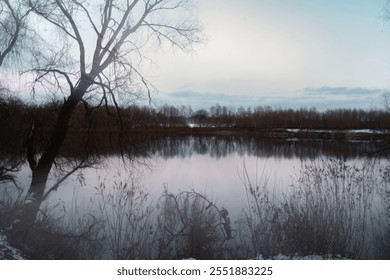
left=4, top=0, right=390, bottom=110
left=148, top=0, right=390, bottom=110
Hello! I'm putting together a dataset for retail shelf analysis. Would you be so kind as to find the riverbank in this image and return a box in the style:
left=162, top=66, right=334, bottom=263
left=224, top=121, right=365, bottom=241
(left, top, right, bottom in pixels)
left=127, top=127, right=390, bottom=141
left=0, top=231, right=25, bottom=260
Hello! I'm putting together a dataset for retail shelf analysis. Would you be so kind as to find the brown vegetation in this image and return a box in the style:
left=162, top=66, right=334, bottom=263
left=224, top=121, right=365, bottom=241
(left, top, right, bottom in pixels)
left=1, top=98, right=390, bottom=142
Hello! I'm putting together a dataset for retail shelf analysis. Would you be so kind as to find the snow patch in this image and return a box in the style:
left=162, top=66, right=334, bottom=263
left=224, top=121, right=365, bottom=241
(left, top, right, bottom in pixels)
left=286, top=128, right=388, bottom=134
left=0, top=231, right=25, bottom=260
left=254, top=254, right=347, bottom=260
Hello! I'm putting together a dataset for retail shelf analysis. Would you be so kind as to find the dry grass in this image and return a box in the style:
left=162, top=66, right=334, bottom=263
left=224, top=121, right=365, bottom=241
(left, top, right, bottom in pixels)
left=240, top=158, right=380, bottom=259
left=156, top=189, right=234, bottom=259
left=2, top=157, right=389, bottom=259
left=94, top=174, right=154, bottom=259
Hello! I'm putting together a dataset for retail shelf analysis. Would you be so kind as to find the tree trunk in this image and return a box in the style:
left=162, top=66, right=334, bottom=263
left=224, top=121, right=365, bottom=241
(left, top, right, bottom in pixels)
left=24, top=82, right=89, bottom=223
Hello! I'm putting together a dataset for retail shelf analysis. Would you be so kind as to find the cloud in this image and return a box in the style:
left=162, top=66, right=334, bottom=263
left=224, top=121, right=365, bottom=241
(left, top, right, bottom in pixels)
left=168, top=91, right=257, bottom=103
left=297, top=86, right=385, bottom=109
left=302, top=86, right=384, bottom=97
left=154, top=87, right=385, bottom=111
left=154, top=91, right=259, bottom=109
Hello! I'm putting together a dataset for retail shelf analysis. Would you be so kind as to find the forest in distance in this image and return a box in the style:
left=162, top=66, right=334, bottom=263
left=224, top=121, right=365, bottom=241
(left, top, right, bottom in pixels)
left=2, top=92, right=390, bottom=260
left=2, top=93, right=390, bottom=259
left=2, top=95, right=390, bottom=159
left=2, top=95, right=390, bottom=134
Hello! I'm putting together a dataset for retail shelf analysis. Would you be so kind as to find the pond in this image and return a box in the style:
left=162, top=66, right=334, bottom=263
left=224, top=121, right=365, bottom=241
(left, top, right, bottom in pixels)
left=46, top=136, right=386, bottom=216
left=3, top=136, right=390, bottom=259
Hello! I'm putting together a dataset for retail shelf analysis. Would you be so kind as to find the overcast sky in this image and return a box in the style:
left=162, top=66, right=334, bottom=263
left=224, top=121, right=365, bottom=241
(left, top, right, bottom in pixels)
left=147, top=0, right=390, bottom=110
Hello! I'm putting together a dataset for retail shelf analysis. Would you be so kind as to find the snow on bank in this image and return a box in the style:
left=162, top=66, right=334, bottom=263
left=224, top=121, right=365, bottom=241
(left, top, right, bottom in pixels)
left=255, top=254, right=347, bottom=260
left=184, top=255, right=348, bottom=260
left=286, top=128, right=388, bottom=134
left=1, top=229, right=346, bottom=261
left=0, top=231, right=25, bottom=260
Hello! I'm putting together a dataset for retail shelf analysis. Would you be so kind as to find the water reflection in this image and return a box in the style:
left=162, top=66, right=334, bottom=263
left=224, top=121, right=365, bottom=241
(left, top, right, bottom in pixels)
left=127, top=135, right=386, bottom=160
left=1, top=135, right=389, bottom=259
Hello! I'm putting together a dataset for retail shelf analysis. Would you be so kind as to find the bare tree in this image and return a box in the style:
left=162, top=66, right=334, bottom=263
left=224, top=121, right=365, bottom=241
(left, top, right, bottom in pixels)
left=21, top=0, right=201, bottom=222
left=382, top=91, right=390, bottom=113
left=0, top=0, right=33, bottom=192
left=0, top=0, right=32, bottom=67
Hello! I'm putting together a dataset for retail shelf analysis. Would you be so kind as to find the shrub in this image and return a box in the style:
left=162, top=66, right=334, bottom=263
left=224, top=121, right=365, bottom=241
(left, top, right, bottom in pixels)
left=96, top=175, right=154, bottom=259
left=242, top=158, right=378, bottom=259
left=156, top=189, right=233, bottom=259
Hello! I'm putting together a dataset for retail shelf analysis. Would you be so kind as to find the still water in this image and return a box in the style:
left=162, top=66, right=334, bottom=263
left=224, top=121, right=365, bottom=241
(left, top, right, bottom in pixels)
left=6, top=136, right=389, bottom=259
left=46, top=136, right=386, bottom=216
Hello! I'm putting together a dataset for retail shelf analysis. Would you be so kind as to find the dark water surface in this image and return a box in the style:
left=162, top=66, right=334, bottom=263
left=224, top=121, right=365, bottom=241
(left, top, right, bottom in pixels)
left=3, top=136, right=390, bottom=259
left=45, top=136, right=386, bottom=211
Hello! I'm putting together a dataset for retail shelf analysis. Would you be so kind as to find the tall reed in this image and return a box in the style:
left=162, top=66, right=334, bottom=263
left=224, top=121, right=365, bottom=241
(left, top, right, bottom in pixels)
left=241, top=158, right=379, bottom=259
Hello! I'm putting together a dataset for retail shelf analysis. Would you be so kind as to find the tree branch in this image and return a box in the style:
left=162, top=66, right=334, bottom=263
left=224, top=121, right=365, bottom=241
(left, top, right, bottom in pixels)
left=73, top=0, right=99, bottom=35
left=0, top=0, right=30, bottom=67
left=95, top=0, right=140, bottom=69
left=30, top=68, right=75, bottom=92
left=42, top=159, right=92, bottom=200
left=55, top=0, right=86, bottom=74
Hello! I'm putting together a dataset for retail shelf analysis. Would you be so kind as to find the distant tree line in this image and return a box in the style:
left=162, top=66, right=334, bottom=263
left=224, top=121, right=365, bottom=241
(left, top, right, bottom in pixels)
left=191, top=104, right=390, bottom=130
left=1, top=98, right=390, bottom=143
left=120, top=103, right=390, bottom=130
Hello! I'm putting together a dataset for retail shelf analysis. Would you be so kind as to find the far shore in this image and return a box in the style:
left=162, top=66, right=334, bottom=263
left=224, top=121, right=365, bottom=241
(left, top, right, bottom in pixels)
left=124, top=127, right=390, bottom=141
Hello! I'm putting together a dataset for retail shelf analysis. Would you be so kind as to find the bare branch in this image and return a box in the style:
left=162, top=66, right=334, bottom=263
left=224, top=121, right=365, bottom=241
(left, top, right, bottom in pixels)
left=73, top=0, right=100, bottom=35
left=0, top=0, right=31, bottom=67
left=95, top=0, right=141, bottom=69
left=54, top=0, right=86, bottom=74
left=43, top=159, right=93, bottom=200
left=142, top=21, right=200, bottom=50
left=29, top=2, right=77, bottom=40
left=382, top=91, right=390, bottom=112
left=30, top=68, right=75, bottom=91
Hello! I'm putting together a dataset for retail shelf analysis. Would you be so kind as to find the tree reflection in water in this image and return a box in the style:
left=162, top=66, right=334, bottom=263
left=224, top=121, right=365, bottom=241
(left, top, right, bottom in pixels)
left=1, top=135, right=389, bottom=259
left=127, top=135, right=386, bottom=160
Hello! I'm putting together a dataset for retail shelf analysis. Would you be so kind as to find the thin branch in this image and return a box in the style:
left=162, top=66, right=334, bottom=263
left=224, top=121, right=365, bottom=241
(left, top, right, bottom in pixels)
left=92, top=1, right=110, bottom=68
left=96, top=0, right=140, bottom=68
left=28, top=1, right=77, bottom=40
left=29, top=68, right=75, bottom=91
left=43, top=159, right=92, bottom=200
left=142, top=21, right=199, bottom=50
left=54, top=0, right=86, bottom=74
left=0, top=0, right=30, bottom=67
left=73, top=0, right=99, bottom=36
